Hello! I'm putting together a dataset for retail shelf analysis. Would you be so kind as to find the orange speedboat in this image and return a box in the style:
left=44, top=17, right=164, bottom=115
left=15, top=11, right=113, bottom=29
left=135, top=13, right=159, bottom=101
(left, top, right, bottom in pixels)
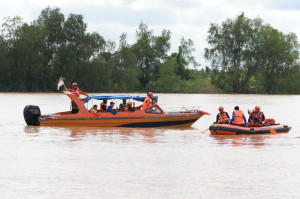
left=24, top=91, right=209, bottom=128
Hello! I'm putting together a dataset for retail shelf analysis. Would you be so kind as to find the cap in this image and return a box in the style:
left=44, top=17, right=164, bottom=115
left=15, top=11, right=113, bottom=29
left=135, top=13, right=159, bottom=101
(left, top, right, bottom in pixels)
left=127, top=101, right=132, bottom=105
left=148, top=92, right=153, bottom=97
left=72, top=82, right=77, bottom=86
left=252, top=109, right=255, bottom=112
left=255, top=106, right=260, bottom=110
left=218, top=106, right=224, bottom=110
left=110, top=102, right=115, bottom=105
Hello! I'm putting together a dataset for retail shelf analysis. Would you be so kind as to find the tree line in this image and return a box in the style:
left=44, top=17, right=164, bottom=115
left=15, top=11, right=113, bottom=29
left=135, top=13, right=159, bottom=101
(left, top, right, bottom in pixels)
left=0, top=7, right=299, bottom=94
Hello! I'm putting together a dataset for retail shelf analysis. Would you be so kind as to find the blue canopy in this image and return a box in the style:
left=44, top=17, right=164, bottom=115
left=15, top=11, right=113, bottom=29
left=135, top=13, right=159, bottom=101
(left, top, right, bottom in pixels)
left=83, top=95, right=158, bottom=103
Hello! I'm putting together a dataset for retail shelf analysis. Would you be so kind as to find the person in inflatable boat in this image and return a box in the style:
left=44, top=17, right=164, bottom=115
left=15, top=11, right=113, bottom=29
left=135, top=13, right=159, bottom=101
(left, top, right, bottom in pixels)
left=216, top=106, right=230, bottom=123
left=254, top=106, right=265, bottom=123
left=229, top=106, right=247, bottom=125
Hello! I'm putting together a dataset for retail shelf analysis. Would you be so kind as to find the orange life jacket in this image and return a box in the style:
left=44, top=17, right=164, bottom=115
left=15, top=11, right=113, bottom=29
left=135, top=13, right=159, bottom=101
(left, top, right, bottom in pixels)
left=90, top=108, right=97, bottom=114
left=142, top=97, right=152, bottom=109
left=233, top=110, right=243, bottom=125
left=255, top=111, right=264, bottom=120
left=65, top=88, right=88, bottom=96
left=218, top=112, right=229, bottom=123
left=100, top=102, right=106, bottom=112
left=65, top=88, right=87, bottom=109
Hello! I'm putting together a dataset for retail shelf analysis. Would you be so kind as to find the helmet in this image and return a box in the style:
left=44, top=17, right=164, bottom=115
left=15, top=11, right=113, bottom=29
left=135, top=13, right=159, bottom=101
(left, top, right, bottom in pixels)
left=148, top=92, right=153, bottom=97
left=127, top=101, right=132, bottom=105
left=218, top=106, right=224, bottom=110
left=255, top=106, right=260, bottom=110
left=72, top=82, right=78, bottom=86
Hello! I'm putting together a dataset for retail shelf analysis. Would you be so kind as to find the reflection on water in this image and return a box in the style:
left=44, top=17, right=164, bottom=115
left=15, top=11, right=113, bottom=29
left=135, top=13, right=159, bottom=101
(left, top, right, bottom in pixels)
left=210, top=134, right=268, bottom=147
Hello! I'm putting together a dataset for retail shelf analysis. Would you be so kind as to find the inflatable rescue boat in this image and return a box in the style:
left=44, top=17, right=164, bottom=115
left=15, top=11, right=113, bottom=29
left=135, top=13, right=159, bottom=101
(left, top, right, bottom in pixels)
left=209, top=120, right=291, bottom=135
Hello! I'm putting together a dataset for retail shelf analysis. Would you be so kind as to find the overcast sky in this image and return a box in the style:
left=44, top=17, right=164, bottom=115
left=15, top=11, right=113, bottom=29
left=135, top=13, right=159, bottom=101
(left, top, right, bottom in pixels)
left=1, top=0, right=299, bottom=66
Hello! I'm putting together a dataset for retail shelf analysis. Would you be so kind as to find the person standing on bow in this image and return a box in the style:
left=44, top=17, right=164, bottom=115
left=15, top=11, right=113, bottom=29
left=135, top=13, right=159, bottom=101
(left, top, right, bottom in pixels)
left=65, top=82, right=88, bottom=114
left=142, top=92, right=154, bottom=109
left=230, top=106, right=247, bottom=126
left=216, top=106, right=230, bottom=123
left=65, top=82, right=88, bottom=96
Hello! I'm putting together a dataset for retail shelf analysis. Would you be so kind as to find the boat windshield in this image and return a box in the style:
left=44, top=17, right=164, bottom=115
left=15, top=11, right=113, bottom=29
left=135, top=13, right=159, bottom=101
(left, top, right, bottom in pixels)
left=145, top=105, right=163, bottom=114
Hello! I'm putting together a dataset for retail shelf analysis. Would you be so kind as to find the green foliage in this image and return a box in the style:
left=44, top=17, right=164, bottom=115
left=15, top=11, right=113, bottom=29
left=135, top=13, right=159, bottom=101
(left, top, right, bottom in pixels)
left=205, top=13, right=300, bottom=94
left=0, top=8, right=299, bottom=94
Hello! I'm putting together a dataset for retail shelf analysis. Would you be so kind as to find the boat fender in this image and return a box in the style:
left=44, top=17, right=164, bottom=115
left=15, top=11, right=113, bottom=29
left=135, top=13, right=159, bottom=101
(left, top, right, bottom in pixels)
left=23, top=105, right=41, bottom=126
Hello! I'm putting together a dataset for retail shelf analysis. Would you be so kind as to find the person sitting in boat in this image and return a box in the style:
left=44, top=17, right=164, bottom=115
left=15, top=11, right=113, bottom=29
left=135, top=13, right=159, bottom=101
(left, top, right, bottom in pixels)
left=254, top=106, right=265, bottom=124
left=106, top=102, right=118, bottom=115
left=125, top=101, right=135, bottom=112
left=247, top=109, right=255, bottom=123
left=65, top=82, right=88, bottom=114
left=142, top=92, right=154, bottom=109
left=100, top=99, right=107, bottom=112
left=90, top=105, right=100, bottom=116
left=229, top=106, right=247, bottom=126
left=119, top=99, right=127, bottom=111
left=216, top=106, right=230, bottom=123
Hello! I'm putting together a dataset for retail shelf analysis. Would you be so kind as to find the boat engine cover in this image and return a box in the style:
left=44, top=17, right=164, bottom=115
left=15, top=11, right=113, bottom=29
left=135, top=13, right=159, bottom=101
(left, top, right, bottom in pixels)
left=23, top=105, right=41, bottom=126
left=265, top=118, right=275, bottom=124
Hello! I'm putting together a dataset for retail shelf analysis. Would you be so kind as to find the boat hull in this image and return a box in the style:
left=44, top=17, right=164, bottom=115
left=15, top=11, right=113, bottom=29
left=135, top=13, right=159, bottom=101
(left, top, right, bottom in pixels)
left=25, top=92, right=209, bottom=128
left=40, top=112, right=205, bottom=128
left=209, top=123, right=291, bottom=135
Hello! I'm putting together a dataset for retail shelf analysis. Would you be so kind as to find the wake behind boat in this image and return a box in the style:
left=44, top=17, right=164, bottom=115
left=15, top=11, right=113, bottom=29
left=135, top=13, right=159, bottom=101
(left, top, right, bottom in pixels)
left=24, top=91, right=209, bottom=128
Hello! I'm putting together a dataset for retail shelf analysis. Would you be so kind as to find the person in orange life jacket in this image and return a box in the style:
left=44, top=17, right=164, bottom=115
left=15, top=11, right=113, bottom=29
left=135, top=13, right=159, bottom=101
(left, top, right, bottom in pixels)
left=142, top=92, right=154, bottom=109
left=254, top=106, right=265, bottom=123
left=229, top=106, right=247, bottom=125
left=216, top=106, right=230, bottom=123
left=125, top=101, right=135, bottom=112
left=90, top=105, right=100, bottom=116
left=100, top=99, right=107, bottom=112
left=65, top=82, right=88, bottom=114
left=106, top=102, right=118, bottom=115
left=247, top=109, right=255, bottom=123
left=70, top=91, right=81, bottom=114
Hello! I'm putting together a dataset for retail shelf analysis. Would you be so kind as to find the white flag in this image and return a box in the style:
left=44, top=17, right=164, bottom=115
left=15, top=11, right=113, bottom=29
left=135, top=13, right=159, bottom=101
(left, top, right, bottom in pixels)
left=57, top=76, right=64, bottom=90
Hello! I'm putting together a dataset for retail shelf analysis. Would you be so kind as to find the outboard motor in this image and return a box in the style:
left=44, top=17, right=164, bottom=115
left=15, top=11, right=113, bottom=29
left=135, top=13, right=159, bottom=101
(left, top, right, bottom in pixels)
left=23, top=105, right=41, bottom=126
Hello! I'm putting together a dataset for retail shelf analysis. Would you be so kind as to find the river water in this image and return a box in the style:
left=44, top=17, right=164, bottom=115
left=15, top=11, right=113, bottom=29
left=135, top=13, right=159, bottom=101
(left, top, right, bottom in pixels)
left=0, top=93, right=299, bottom=199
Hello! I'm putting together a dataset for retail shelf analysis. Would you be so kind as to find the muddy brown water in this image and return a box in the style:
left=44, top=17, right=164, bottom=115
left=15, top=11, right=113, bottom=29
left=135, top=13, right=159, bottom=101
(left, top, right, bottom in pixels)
left=0, top=93, right=299, bottom=199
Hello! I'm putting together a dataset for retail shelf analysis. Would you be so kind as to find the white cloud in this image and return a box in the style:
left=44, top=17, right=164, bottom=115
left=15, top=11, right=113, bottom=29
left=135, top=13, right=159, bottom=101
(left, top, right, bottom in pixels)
left=0, top=0, right=300, bottom=66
